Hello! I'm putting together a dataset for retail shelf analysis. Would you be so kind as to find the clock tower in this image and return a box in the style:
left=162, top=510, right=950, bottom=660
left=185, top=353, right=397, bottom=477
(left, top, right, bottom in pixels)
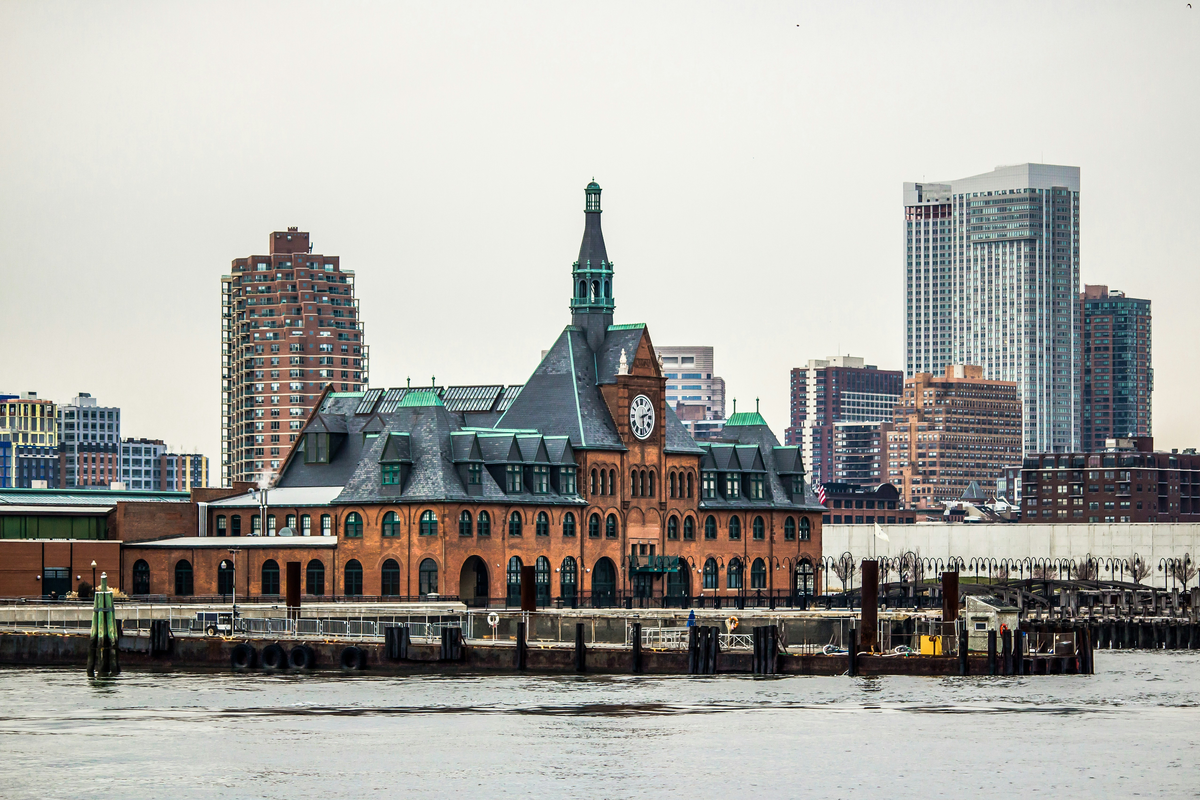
left=570, top=181, right=615, bottom=351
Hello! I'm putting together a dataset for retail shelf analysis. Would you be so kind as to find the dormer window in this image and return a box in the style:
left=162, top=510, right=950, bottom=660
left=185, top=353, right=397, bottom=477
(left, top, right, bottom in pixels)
left=791, top=475, right=804, bottom=497
left=304, top=432, right=329, bottom=463
left=381, top=464, right=401, bottom=485
left=468, top=463, right=482, bottom=485
left=725, top=472, right=740, bottom=498
left=748, top=473, right=764, bottom=500
left=532, top=465, right=550, bottom=494
left=702, top=472, right=717, bottom=499
left=505, top=464, right=523, bottom=493
left=559, top=466, right=576, bottom=495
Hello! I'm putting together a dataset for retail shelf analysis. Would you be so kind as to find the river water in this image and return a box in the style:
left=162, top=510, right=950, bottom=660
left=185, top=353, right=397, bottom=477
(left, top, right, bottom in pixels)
left=1, top=652, right=1197, bottom=799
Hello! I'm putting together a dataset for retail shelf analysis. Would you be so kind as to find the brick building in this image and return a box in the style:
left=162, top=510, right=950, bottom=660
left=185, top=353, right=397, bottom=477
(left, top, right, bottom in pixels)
left=132, top=182, right=824, bottom=605
left=832, top=422, right=892, bottom=486
left=785, top=356, right=903, bottom=485
left=1021, top=438, right=1200, bottom=523
left=818, top=482, right=914, bottom=525
left=221, top=228, right=369, bottom=487
left=1080, top=285, right=1152, bottom=452
left=887, top=365, right=1023, bottom=506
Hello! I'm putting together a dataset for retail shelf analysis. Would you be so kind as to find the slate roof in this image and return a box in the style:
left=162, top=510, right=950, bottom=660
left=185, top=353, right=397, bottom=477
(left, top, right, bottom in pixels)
left=697, top=418, right=826, bottom=512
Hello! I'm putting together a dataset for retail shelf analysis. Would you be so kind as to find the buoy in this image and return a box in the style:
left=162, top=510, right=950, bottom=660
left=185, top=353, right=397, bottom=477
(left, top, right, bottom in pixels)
left=487, top=612, right=500, bottom=627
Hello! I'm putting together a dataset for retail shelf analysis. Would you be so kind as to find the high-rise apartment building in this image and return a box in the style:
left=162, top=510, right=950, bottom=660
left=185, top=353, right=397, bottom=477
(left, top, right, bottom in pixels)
left=221, top=229, right=368, bottom=486
left=832, top=422, right=892, bottom=486
left=1080, top=285, right=1152, bottom=452
left=0, top=393, right=59, bottom=488
left=658, top=346, right=726, bottom=440
left=887, top=365, right=1023, bottom=505
left=785, top=356, right=903, bottom=485
left=119, top=438, right=209, bottom=491
left=57, top=393, right=122, bottom=489
left=904, top=163, right=1080, bottom=455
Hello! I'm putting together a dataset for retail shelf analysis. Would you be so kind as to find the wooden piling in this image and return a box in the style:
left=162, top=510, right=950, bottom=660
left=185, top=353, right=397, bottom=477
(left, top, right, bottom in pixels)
left=847, top=638, right=858, bottom=677
left=575, top=623, right=586, bottom=672
left=958, top=625, right=969, bottom=676
left=987, top=630, right=997, bottom=676
left=515, top=621, right=527, bottom=670
left=860, top=560, right=879, bottom=652
left=1001, top=629, right=1012, bottom=676
left=631, top=622, right=642, bottom=674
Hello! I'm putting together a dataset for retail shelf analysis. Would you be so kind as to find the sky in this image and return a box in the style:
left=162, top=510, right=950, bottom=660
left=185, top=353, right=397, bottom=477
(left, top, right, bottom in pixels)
left=2, top=2, right=1197, bottom=475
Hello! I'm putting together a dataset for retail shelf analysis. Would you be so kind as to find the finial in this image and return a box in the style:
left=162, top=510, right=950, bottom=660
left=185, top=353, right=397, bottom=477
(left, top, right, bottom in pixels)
left=756, top=397, right=760, bottom=413
left=406, top=377, right=411, bottom=389
left=657, top=352, right=664, bottom=370
left=618, top=349, right=629, bottom=376
left=432, top=375, right=436, bottom=387
left=733, top=398, right=737, bottom=414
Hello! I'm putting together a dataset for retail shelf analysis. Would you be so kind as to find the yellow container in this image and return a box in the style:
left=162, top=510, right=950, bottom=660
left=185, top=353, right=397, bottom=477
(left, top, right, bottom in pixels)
left=919, top=635, right=942, bottom=656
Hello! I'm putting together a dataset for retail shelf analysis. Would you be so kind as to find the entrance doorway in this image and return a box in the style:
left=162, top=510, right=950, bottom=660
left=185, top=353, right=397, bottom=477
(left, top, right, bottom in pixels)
left=458, top=556, right=489, bottom=607
left=593, top=557, right=616, bottom=607
left=43, top=567, right=70, bottom=599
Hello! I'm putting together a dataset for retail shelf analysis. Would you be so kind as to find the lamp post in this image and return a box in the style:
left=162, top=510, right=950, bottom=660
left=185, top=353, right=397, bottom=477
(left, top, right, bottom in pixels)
left=90, top=560, right=97, bottom=587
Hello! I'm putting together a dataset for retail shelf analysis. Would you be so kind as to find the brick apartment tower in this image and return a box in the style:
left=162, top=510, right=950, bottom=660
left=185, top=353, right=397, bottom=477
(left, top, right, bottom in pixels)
left=221, top=229, right=368, bottom=487
left=1080, top=285, right=1152, bottom=452
left=887, top=365, right=1023, bottom=506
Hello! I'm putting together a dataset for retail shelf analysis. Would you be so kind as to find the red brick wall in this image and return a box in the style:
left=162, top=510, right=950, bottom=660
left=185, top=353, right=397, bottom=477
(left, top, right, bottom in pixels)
left=0, top=540, right=121, bottom=597
left=107, top=501, right=196, bottom=543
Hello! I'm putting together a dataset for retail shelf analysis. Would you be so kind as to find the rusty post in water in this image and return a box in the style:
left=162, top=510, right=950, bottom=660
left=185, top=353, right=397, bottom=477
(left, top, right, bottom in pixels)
left=520, top=565, right=537, bottom=612
left=286, top=561, right=301, bottom=619
left=860, top=560, right=879, bottom=653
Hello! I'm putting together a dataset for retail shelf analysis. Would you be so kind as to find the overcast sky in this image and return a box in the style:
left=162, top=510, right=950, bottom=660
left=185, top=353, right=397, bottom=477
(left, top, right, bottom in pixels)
left=2, top=2, right=1197, bottom=472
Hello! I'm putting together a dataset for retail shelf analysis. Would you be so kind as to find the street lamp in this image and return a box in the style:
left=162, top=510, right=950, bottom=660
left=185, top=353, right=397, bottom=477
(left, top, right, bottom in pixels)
left=90, top=560, right=97, bottom=587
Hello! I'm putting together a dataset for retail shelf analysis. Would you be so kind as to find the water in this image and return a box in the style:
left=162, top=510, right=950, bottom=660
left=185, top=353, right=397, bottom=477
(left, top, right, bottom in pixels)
left=1, top=652, right=1198, bottom=799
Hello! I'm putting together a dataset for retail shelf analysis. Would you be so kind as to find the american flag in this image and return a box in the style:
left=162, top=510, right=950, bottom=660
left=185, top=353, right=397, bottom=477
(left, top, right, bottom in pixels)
left=816, top=483, right=827, bottom=505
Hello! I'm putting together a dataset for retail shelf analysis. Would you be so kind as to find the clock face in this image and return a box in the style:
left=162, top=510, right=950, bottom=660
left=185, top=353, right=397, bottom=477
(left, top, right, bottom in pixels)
left=629, top=394, right=655, bottom=440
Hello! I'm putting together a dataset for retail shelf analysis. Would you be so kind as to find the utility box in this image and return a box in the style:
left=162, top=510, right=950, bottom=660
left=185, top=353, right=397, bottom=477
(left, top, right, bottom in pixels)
left=965, top=595, right=1019, bottom=652
left=919, top=635, right=943, bottom=655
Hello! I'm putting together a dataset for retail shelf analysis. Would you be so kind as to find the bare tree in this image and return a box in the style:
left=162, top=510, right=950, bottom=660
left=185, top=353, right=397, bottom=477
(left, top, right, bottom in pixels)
left=1033, top=564, right=1053, bottom=581
left=1074, top=559, right=1099, bottom=581
left=1130, top=555, right=1152, bottom=584
left=1170, top=560, right=1198, bottom=586
left=832, top=557, right=857, bottom=590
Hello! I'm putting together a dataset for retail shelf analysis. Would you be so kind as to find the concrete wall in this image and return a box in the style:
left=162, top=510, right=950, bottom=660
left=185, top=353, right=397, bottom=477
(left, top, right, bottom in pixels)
left=823, top=522, right=1200, bottom=570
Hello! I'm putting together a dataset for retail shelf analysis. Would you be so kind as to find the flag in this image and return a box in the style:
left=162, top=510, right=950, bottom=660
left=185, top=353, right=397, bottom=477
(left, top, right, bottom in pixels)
left=874, top=522, right=889, bottom=542
left=816, top=483, right=826, bottom=505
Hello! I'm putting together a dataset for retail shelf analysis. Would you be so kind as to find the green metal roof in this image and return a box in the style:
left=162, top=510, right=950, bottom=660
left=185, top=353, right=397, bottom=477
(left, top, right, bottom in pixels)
left=328, top=392, right=366, bottom=398
left=397, top=389, right=444, bottom=408
left=607, top=323, right=646, bottom=331
left=725, top=411, right=769, bottom=427
left=0, top=487, right=190, bottom=506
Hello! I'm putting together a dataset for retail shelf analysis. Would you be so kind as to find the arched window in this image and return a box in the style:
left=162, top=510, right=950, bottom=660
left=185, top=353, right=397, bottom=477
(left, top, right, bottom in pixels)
left=321, top=514, right=332, bottom=536
left=667, top=516, right=679, bottom=540
left=640, top=470, right=647, bottom=497
left=382, top=511, right=400, bottom=537
left=508, top=511, right=522, bottom=537
left=132, top=560, right=150, bottom=595
left=536, top=511, right=549, bottom=537
left=506, top=556, right=523, bottom=606
left=728, top=515, right=741, bottom=540
left=216, top=515, right=226, bottom=536
left=561, top=557, right=578, bottom=601
left=704, top=515, right=717, bottom=540
left=174, top=560, right=193, bottom=596
left=301, top=514, right=311, bottom=536
left=728, top=558, right=743, bottom=590
left=703, top=558, right=718, bottom=590
left=753, top=516, right=765, bottom=540
left=345, top=512, right=363, bottom=538
left=578, top=279, right=587, bottom=299
left=599, top=469, right=607, bottom=495
left=593, top=557, right=617, bottom=607
left=670, top=472, right=677, bottom=498
left=535, top=556, right=551, bottom=606
left=459, top=510, right=473, bottom=537
left=420, top=510, right=437, bottom=536
left=797, top=558, right=815, bottom=597
left=649, top=470, right=656, bottom=498
left=609, top=470, right=616, bottom=496
left=784, top=517, right=796, bottom=541
left=345, top=559, right=363, bottom=597
left=419, top=558, right=438, bottom=597
left=381, top=559, right=401, bottom=597
left=286, top=514, right=297, bottom=531
left=800, top=517, right=812, bottom=541
left=683, top=516, right=695, bottom=540
left=218, top=561, right=234, bottom=596
left=261, top=559, right=280, bottom=595
left=306, top=559, right=325, bottom=596
left=751, top=558, right=766, bottom=589
left=477, top=510, right=491, bottom=537
left=562, top=511, right=576, bottom=537
left=590, top=468, right=598, bottom=495
left=631, top=471, right=639, bottom=497
left=687, top=472, right=694, bottom=498
left=589, top=513, right=601, bottom=538
left=605, top=514, right=618, bottom=539
left=603, top=279, right=610, bottom=298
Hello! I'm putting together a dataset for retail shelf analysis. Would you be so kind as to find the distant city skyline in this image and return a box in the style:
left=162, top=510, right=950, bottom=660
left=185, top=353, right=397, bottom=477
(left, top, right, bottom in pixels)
left=2, top=4, right=1197, bottom=466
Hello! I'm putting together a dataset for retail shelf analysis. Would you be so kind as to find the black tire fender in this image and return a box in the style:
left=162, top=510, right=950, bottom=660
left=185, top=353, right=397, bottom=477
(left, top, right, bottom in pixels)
left=231, top=642, right=257, bottom=671
left=288, top=644, right=315, bottom=670
left=261, top=643, right=286, bottom=670
left=340, top=645, right=366, bottom=671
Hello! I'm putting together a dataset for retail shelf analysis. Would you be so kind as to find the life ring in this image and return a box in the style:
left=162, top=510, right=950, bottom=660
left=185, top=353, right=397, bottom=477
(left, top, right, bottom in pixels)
left=726, top=615, right=738, bottom=632
left=1000, top=624, right=1009, bottom=635
left=487, top=612, right=500, bottom=627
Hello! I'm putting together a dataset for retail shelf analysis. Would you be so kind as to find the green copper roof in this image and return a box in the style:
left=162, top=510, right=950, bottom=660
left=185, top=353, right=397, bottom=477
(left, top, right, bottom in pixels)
left=725, top=411, right=768, bottom=427
left=607, top=323, right=645, bottom=331
left=397, top=390, right=444, bottom=408
left=328, top=392, right=365, bottom=398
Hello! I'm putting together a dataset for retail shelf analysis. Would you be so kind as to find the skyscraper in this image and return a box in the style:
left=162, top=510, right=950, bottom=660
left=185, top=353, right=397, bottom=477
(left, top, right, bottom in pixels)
left=784, top=356, right=903, bottom=485
left=1080, top=285, right=1152, bottom=451
left=904, top=163, right=1081, bottom=454
left=221, top=229, right=368, bottom=486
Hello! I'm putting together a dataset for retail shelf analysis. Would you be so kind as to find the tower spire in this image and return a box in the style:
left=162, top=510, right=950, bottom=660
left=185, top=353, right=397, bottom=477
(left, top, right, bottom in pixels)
left=570, top=180, right=614, bottom=350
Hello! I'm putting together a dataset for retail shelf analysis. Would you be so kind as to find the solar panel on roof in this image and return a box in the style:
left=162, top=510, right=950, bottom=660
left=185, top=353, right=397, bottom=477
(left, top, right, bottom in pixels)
left=496, top=385, right=523, bottom=412
left=442, top=385, right=504, bottom=412
left=355, top=388, right=385, bottom=415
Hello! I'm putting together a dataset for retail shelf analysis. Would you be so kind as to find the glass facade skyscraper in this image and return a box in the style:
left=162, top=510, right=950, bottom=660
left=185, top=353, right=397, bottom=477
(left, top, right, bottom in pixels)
left=903, top=163, right=1081, bottom=455
left=1080, top=285, right=1152, bottom=451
